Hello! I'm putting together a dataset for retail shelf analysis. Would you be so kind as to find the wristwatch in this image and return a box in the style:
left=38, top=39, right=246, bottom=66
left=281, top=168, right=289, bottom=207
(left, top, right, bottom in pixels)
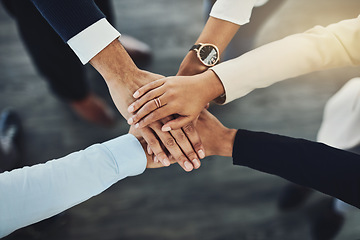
left=189, top=43, right=220, bottom=67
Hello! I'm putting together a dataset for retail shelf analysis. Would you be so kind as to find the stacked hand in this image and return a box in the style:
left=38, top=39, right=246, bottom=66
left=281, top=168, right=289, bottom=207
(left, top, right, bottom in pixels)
left=90, top=40, right=206, bottom=172
left=125, top=50, right=227, bottom=170
left=132, top=109, right=237, bottom=169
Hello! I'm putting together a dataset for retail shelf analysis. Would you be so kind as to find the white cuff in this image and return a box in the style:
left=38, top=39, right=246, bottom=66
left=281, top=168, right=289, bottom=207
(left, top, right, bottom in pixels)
left=210, top=0, right=258, bottom=26
left=102, top=134, right=147, bottom=177
left=67, top=18, right=121, bottom=64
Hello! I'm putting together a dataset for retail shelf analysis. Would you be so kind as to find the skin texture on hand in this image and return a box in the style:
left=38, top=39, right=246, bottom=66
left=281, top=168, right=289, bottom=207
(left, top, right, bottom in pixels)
left=89, top=39, right=204, bottom=172
left=131, top=109, right=236, bottom=169
left=129, top=126, right=175, bottom=168
left=195, top=110, right=237, bottom=157
left=90, top=39, right=162, bottom=119
left=126, top=16, right=239, bottom=131
left=128, top=70, right=225, bottom=130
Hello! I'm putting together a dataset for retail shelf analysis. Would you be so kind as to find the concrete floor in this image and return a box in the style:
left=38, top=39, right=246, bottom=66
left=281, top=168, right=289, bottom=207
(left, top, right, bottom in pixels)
left=1, top=0, right=360, bottom=239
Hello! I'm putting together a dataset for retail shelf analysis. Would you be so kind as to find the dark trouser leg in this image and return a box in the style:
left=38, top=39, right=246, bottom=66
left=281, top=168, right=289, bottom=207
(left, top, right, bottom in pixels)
left=1, top=0, right=114, bottom=101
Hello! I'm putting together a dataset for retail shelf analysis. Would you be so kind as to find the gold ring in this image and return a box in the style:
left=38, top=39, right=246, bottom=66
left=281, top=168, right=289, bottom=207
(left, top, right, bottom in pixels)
left=154, top=98, right=161, bottom=108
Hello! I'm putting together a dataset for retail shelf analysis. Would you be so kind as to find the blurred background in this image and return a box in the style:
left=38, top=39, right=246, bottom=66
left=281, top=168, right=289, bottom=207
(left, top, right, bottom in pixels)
left=1, top=0, right=360, bottom=239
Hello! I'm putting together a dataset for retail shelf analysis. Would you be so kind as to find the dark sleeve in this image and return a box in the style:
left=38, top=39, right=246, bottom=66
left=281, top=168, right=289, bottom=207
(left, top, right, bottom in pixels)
left=30, top=0, right=105, bottom=42
left=233, top=129, right=360, bottom=209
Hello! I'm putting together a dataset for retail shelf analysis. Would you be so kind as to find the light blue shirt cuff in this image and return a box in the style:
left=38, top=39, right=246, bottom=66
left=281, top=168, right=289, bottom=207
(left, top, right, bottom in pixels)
left=103, top=134, right=147, bottom=177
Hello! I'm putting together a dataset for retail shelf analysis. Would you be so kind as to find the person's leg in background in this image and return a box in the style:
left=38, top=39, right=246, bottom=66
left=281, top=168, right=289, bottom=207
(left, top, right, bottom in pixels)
left=279, top=78, right=360, bottom=240
left=1, top=0, right=116, bottom=126
left=1, top=0, right=152, bottom=127
left=312, top=82, right=360, bottom=239
left=0, top=109, right=23, bottom=173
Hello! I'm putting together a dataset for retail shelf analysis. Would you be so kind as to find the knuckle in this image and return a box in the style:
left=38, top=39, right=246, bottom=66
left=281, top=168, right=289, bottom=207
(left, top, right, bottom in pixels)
left=176, top=155, right=187, bottom=163
left=175, top=132, right=187, bottom=142
left=183, top=124, right=194, bottom=134
left=167, top=89, right=175, bottom=97
left=187, top=152, right=197, bottom=160
left=164, top=137, right=176, bottom=148
left=132, top=115, right=138, bottom=122
left=156, top=152, right=166, bottom=159
left=192, top=142, right=203, bottom=150
left=147, top=138, right=158, bottom=147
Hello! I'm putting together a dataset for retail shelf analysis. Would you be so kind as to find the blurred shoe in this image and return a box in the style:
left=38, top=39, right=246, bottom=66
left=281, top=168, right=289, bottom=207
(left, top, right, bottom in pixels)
left=277, top=183, right=313, bottom=211
left=311, top=199, right=345, bottom=240
left=70, top=94, right=116, bottom=127
left=0, top=109, right=23, bottom=172
left=119, top=35, right=152, bottom=66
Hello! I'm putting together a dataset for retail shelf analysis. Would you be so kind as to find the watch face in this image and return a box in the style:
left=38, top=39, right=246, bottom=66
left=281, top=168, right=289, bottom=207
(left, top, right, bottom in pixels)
left=198, top=44, right=219, bottom=66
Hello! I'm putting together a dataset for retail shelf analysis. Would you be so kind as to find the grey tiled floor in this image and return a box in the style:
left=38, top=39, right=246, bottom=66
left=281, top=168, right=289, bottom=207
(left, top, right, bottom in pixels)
left=1, top=0, right=360, bottom=239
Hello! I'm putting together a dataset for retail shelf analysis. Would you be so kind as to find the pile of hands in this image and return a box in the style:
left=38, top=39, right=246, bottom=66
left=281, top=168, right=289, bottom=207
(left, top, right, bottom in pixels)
left=125, top=52, right=233, bottom=171
left=91, top=40, right=234, bottom=171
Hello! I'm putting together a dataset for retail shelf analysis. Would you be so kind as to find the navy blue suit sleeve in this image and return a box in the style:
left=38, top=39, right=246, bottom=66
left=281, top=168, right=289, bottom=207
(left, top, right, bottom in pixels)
left=30, top=0, right=105, bottom=42
left=232, top=129, right=360, bottom=209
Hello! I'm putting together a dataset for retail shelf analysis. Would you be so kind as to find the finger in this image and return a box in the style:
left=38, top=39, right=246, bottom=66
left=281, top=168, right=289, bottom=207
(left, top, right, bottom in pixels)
left=132, top=79, right=165, bottom=99
left=128, top=87, right=164, bottom=113
left=136, top=106, right=176, bottom=129
left=129, top=96, right=169, bottom=126
left=150, top=121, right=194, bottom=172
left=161, top=116, right=194, bottom=131
left=182, top=122, right=206, bottom=161
left=147, top=144, right=153, bottom=155
left=205, top=103, right=210, bottom=110
left=168, top=126, right=201, bottom=170
left=139, top=127, right=170, bottom=167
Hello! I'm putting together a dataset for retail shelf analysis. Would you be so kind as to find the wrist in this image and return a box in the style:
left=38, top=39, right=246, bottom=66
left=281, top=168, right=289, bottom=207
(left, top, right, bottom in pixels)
left=217, top=128, right=237, bottom=157
left=90, top=39, right=140, bottom=83
left=177, top=51, right=209, bottom=76
left=197, top=70, right=225, bottom=103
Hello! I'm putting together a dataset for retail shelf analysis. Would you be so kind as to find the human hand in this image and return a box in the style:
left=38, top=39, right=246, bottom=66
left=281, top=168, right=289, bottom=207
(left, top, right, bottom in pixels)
left=90, top=40, right=204, bottom=171
left=138, top=117, right=204, bottom=171
left=127, top=70, right=224, bottom=131
left=128, top=126, right=174, bottom=168
left=195, top=110, right=237, bottom=157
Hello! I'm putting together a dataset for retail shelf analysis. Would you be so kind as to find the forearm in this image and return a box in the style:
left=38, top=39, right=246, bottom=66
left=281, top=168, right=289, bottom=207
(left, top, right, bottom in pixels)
left=0, top=135, right=146, bottom=237
left=233, top=129, right=360, bottom=209
left=178, top=16, right=240, bottom=76
left=90, top=40, right=154, bottom=119
left=197, top=16, right=240, bottom=55
left=212, top=16, right=360, bottom=104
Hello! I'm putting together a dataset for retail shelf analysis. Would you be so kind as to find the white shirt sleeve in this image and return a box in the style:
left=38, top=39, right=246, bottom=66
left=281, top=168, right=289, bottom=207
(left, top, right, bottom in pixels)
left=210, top=0, right=259, bottom=25
left=211, top=16, right=360, bottom=104
left=67, top=18, right=121, bottom=64
left=0, top=134, right=146, bottom=238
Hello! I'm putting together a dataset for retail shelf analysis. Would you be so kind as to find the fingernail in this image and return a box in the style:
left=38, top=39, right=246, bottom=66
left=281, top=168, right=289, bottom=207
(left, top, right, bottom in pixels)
left=128, top=105, right=134, bottom=113
left=154, top=156, right=158, bottom=163
left=147, top=145, right=152, bottom=155
left=184, top=161, right=193, bottom=171
left=192, top=159, right=200, bottom=168
left=163, top=158, right=170, bottom=166
left=127, top=117, right=133, bottom=125
left=162, top=126, right=171, bottom=132
left=135, top=123, right=139, bottom=129
left=198, top=150, right=205, bottom=159
left=133, top=91, right=140, bottom=98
